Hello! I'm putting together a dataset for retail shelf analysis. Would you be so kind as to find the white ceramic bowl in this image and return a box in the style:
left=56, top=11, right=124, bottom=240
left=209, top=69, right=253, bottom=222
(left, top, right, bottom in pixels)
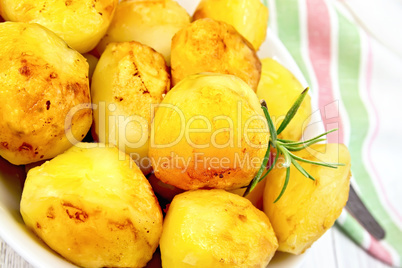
left=0, top=1, right=325, bottom=267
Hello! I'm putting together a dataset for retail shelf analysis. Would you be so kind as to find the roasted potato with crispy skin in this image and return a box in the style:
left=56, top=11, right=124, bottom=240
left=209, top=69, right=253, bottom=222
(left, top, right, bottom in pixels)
left=160, top=189, right=278, bottom=267
left=0, top=22, right=92, bottom=165
left=171, top=18, right=261, bottom=91
left=149, top=73, right=268, bottom=190
left=263, top=144, right=351, bottom=254
left=96, top=0, right=190, bottom=64
left=257, top=58, right=311, bottom=141
left=91, top=41, right=170, bottom=175
left=193, top=0, right=269, bottom=50
left=20, top=143, right=163, bottom=268
left=0, top=0, right=118, bottom=53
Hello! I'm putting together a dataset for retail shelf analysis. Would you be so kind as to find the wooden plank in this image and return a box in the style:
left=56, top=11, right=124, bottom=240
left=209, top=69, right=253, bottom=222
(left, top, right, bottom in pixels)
left=1, top=238, right=33, bottom=268
left=332, top=226, right=391, bottom=268
left=302, top=228, right=338, bottom=268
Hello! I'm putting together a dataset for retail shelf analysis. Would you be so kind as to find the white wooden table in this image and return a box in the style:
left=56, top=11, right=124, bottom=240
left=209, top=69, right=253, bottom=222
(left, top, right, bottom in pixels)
left=0, top=225, right=391, bottom=268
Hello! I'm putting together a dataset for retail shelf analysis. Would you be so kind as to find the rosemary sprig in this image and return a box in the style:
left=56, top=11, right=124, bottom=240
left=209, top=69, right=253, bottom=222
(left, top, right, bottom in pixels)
left=243, top=87, right=344, bottom=202
left=276, top=87, right=309, bottom=135
left=273, top=167, right=290, bottom=203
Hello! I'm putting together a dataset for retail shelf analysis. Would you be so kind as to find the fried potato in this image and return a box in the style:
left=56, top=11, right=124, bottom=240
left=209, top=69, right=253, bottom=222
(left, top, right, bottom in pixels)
left=96, top=0, right=190, bottom=64
left=20, top=143, right=163, bottom=268
left=171, top=18, right=261, bottom=91
left=160, top=189, right=278, bottom=267
left=0, top=0, right=118, bottom=53
left=263, top=144, right=351, bottom=254
left=257, top=58, right=312, bottom=141
left=0, top=22, right=92, bottom=165
left=149, top=73, right=268, bottom=190
left=91, top=41, right=170, bottom=175
left=193, top=0, right=269, bottom=50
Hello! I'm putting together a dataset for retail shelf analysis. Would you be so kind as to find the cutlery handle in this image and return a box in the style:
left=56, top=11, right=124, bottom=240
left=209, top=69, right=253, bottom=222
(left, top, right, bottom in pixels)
left=346, top=185, right=386, bottom=240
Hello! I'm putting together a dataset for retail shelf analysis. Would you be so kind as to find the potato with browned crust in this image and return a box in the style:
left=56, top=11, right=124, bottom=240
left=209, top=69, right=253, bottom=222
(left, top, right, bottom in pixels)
left=91, top=41, right=170, bottom=175
left=21, top=143, right=163, bottom=268
left=263, top=144, right=351, bottom=254
left=96, top=0, right=190, bottom=65
left=0, top=22, right=92, bottom=165
left=149, top=73, right=268, bottom=191
left=160, top=189, right=278, bottom=267
left=171, top=18, right=261, bottom=91
left=0, top=0, right=118, bottom=53
left=193, top=0, right=269, bottom=50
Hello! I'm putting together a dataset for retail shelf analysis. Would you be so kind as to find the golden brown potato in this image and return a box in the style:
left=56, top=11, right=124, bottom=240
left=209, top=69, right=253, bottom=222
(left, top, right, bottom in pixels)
left=171, top=18, right=261, bottom=91
left=91, top=41, right=170, bottom=175
left=96, top=0, right=190, bottom=65
left=149, top=73, right=268, bottom=190
left=20, top=143, right=163, bottom=268
left=257, top=58, right=311, bottom=141
left=0, top=22, right=92, bottom=165
left=193, top=0, right=269, bottom=50
left=263, top=144, right=351, bottom=254
left=0, top=0, right=118, bottom=53
left=160, top=189, right=278, bottom=267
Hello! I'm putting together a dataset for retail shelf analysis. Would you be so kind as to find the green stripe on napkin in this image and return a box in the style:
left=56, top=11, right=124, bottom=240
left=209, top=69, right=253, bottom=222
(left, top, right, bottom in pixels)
left=270, top=0, right=402, bottom=265
left=337, top=6, right=402, bottom=261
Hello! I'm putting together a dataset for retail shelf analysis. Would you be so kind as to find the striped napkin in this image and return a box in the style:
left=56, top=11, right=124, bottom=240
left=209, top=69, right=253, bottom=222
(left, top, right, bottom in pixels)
left=262, top=0, right=402, bottom=266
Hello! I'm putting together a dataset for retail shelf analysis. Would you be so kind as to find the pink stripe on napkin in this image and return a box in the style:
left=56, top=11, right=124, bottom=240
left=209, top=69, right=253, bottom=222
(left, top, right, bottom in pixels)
left=368, top=235, right=394, bottom=266
left=306, top=0, right=345, bottom=143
